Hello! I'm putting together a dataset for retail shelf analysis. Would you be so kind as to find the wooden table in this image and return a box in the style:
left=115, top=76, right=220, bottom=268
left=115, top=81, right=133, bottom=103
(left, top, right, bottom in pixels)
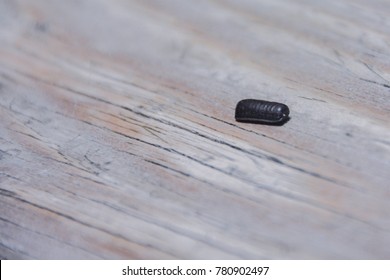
left=1, top=0, right=389, bottom=259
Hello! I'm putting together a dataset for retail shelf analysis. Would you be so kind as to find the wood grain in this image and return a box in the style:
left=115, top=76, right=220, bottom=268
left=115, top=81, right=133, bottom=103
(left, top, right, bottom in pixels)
left=1, top=0, right=389, bottom=259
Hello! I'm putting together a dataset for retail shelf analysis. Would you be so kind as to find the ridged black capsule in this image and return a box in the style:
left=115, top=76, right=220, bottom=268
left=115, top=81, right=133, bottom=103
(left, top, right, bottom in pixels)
left=235, top=99, right=289, bottom=124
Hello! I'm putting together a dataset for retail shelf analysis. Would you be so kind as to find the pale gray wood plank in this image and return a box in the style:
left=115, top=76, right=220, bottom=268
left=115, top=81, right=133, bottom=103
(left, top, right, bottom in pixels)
left=0, top=0, right=389, bottom=259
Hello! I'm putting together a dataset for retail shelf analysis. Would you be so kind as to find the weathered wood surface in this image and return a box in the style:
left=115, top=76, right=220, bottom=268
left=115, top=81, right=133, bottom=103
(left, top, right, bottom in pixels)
left=1, top=0, right=390, bottom=259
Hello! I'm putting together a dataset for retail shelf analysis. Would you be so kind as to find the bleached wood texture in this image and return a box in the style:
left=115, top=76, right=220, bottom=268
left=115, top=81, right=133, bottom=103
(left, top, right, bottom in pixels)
left=1, top=0, right=390, bottom=259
